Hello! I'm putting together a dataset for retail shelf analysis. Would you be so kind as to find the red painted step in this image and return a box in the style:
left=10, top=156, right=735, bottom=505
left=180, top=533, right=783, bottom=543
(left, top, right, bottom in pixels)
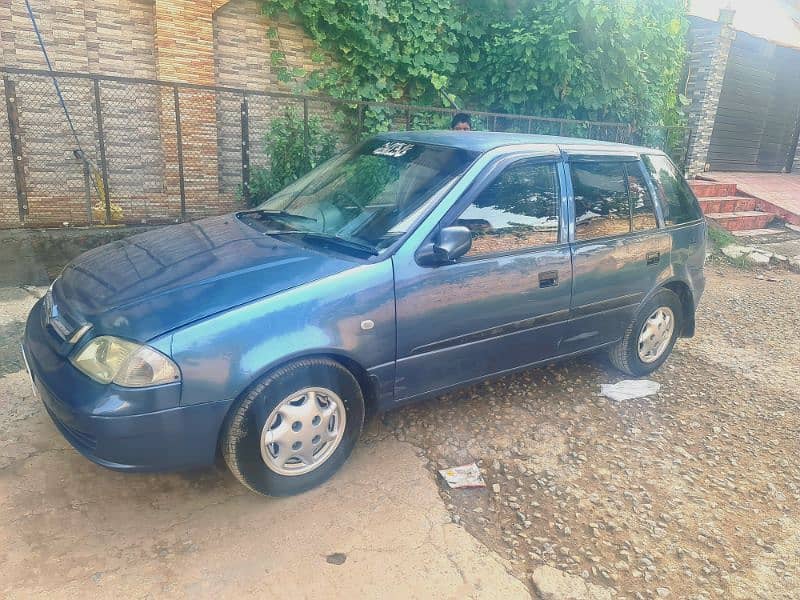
left=698, top=196, right=758, bottom=214
left=704, top=211, right=777, bottom=231
left=689, top=181, right=738, bottom=197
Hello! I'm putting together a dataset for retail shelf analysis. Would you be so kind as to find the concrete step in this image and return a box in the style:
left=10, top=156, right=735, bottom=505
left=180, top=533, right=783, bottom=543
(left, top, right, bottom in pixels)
left=705, top=211, right=777, bottom=231
left=730, top=228, right=785, bottom=237
left=690, top=181, right=738, bottom=197
left=698, top=196, right=758, bottom=214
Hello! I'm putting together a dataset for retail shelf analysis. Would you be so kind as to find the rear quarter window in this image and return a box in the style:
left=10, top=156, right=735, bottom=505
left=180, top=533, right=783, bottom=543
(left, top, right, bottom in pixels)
left=642, top=154, right=702, bottom=225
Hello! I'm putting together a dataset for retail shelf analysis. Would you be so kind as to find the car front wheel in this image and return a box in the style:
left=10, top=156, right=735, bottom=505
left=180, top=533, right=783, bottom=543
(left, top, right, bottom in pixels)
left=221, top=358, right=365, bottom=496
left=608, top=288, right=683, bottom=377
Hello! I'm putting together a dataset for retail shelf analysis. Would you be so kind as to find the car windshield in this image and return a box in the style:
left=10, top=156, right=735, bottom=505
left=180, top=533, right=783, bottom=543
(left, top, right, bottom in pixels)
left=240, top=139, right=478, bottom=254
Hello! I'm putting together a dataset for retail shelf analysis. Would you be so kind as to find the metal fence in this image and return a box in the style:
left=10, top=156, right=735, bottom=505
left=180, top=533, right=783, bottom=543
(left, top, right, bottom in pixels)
left=0, top=66, right=689, bottom=229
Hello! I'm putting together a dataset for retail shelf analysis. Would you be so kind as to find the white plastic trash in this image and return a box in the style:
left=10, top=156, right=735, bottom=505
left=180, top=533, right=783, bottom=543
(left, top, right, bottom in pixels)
left=600, top=379, right=661, bottom=402
left=438, top=463, right=486, bottom=489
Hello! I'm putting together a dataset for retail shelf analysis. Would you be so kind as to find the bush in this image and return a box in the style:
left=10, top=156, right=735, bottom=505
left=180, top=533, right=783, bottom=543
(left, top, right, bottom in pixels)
left=248, top=109, right=338, bottom=206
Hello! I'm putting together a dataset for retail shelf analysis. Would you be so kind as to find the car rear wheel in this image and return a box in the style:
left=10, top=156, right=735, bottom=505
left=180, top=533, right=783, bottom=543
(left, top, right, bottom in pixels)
left=608, top=289, right=683, bottom=377
left=221, top=358, right=364, bottom=496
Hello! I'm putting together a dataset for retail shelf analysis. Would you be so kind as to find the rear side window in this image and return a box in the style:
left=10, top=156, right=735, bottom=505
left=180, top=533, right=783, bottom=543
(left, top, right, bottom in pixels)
left=642, top=154, right=702, bottom=225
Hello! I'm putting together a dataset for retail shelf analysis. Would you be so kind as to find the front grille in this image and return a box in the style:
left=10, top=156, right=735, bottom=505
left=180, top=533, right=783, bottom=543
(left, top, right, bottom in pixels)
left=43, top=290, right=71, bottom=340
left=43, top=290, right=91, bottom=346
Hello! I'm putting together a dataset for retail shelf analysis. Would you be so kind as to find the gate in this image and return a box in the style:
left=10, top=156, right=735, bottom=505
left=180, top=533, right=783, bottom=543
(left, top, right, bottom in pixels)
left=707, top=31, right=800, bottom=172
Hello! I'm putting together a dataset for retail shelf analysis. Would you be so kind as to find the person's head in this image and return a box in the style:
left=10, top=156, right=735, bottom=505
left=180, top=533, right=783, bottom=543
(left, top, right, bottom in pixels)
left=451, top=112, right=472, bottom=131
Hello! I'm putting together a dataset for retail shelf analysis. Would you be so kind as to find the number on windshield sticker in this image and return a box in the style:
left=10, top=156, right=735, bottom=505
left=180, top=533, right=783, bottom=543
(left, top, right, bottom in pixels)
left=373, top=142, right=415, bottom=158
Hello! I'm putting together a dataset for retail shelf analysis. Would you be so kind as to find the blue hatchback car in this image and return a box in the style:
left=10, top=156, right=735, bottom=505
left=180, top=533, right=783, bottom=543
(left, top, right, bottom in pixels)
left=23, top=131, right=706, bottom=496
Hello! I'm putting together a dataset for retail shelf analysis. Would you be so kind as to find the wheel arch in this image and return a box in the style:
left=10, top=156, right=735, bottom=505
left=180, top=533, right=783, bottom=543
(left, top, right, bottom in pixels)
left=216, top=350, right=379, bottom=451
left=661, top=280, right=695, bottom=338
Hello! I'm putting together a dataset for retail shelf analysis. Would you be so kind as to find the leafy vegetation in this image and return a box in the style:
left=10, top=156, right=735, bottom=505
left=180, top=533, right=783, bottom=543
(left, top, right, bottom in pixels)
left=707, top=221, right=736, bottom=250
left=261, top=0, right=688, bottom=129
left=248, top=109, right=338, bottom=205
left=253, top=0, right=688, bottom=195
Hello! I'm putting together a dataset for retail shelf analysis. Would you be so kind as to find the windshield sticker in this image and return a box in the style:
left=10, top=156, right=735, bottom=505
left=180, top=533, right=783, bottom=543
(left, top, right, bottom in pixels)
left=372, top=142, right=415, bottom=158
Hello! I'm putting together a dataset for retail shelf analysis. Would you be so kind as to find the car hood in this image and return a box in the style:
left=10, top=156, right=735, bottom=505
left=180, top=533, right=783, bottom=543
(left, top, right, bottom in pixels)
left=53, top=215, right=356, bottom=341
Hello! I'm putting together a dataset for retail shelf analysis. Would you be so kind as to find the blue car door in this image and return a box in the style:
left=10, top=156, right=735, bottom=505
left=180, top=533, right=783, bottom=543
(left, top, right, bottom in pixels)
left=392, top=154, right=573, bottom=402
left=561, top=154, right=671, bottom=353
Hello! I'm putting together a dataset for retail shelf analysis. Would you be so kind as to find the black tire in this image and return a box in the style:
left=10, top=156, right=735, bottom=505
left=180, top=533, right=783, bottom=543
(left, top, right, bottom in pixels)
left=221, top=358, right=364, bottom=497
left=608, top=289, right=683, bottom=377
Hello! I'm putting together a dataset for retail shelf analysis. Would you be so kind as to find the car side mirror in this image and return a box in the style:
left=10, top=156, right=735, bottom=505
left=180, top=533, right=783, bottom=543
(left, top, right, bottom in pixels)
left=416, top=226, right=473, bottom=266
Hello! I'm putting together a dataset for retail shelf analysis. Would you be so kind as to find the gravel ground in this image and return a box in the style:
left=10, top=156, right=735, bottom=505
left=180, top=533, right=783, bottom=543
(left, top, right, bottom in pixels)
left=2, top=260, right=798, bottom=599
left=382, top=260, right=800, bottom=599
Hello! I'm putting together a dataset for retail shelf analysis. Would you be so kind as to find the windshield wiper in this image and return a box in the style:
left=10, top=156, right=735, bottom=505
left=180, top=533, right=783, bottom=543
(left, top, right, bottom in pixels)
left=267, top=230, right=379, bottom=256
left=237, top=209, right=317, bottom=223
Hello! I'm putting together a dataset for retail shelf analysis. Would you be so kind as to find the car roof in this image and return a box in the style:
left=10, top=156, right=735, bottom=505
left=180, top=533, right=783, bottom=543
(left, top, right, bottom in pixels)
left=374, top=130, right=661, bottom=156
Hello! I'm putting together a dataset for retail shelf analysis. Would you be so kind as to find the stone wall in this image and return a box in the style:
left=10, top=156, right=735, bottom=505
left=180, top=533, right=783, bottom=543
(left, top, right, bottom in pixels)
left=213, top=1, right=321, bottom=199
left=0, top=0, right=322, bottom=228
left=794, top=137, right=800, bottom=173
left=1, top=0, right=164, bottom=227
left=684, top=13, right=736, bottom=177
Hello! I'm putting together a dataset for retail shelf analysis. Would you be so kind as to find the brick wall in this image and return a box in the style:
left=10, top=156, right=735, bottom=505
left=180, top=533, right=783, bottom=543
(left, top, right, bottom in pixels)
left=0, top=0, right=323, bottom=228
left=213, top=1, right=323, bottom=197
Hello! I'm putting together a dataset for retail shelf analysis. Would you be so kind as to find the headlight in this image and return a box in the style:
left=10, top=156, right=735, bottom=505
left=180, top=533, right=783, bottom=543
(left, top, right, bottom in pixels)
left=71, top=336, right=181, bottom=387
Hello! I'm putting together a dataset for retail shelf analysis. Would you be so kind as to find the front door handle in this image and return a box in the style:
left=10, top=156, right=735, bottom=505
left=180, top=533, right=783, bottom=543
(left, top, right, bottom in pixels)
left=538, top=270, right=559, bottom=288
left=646, top=251, right=660, bottom=265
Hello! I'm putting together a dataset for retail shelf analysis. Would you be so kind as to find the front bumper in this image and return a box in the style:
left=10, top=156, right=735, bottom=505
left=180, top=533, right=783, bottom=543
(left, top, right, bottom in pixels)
left=23, top=299, right=230, bottom=472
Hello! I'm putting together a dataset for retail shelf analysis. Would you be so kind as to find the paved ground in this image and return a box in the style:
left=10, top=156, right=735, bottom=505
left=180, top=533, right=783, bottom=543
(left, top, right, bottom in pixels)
left=387, top=259, right=800, bottom=599
left=1, top=260, right=799, bottom=599
left=0, top=289, right=527, bottom=600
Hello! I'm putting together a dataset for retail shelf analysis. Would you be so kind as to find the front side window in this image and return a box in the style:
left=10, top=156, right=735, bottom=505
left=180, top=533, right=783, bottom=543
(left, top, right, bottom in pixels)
left=454, top=160, right=560, bottom=257
left=240, top=140, right=478, bottom=254
left=571, top=161, right=631, bottom=241
left=642, top=154, right=702, bottom=225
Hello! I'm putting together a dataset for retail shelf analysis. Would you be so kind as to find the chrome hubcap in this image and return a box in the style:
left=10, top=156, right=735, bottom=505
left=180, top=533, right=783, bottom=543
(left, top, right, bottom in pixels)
left=260, top=387, right=346, bottom=476
left=637, top=306, right=675, bottom=364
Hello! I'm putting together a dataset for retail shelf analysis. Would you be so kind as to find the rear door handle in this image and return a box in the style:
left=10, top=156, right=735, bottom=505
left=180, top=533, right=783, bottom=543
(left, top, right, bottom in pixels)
left=646, top=251, right=660, bottom=265
left=538, top=270, right=559, bottom=288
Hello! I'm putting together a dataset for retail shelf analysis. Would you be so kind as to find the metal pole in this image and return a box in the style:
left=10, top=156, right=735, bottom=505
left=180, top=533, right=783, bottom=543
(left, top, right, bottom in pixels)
left=173, top=86, right=186, bottom=221
left=92, top=78, right=111, bottom=224
left=3, top=76, right=28, bottom=221
left=82, top=160, right=93, bottom=225
left=241, top=95, right=251, bottom=206
left=302, top=97, right=309, bottom=159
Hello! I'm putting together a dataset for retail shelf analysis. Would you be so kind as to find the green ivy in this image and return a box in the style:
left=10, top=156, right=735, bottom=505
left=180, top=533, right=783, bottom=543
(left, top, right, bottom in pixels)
left=260, top=0, right=687, bottom=130
left=262, top=0, right=461, bottom=106
left=462, top=0, right=687, bottom=126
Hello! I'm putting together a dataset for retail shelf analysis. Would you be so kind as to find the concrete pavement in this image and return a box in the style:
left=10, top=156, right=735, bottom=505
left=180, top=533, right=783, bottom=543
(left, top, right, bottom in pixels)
left=0, top=288, right=530, bottom=599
